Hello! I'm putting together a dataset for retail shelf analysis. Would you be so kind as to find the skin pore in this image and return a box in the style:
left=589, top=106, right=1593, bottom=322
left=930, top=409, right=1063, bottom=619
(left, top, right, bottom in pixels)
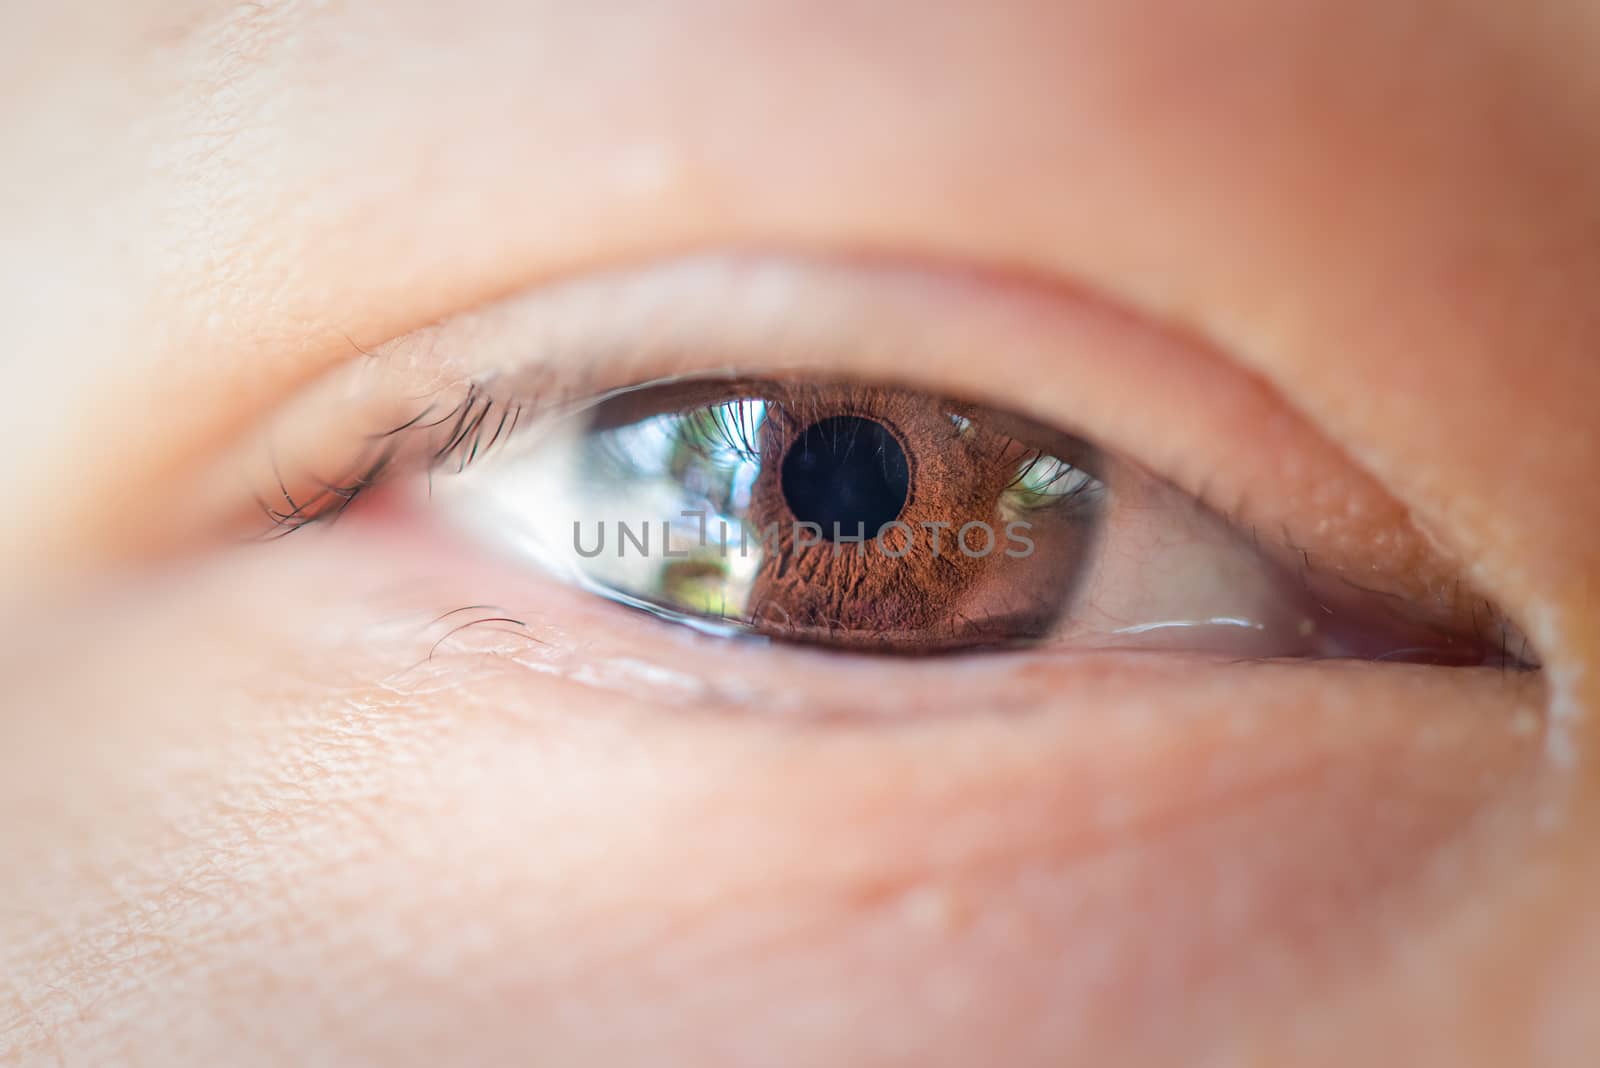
left=3, top=2, right=1599, bottom=1066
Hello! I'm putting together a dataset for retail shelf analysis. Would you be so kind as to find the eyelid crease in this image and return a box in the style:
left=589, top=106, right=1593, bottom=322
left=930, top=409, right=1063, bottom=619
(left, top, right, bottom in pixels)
left=220, top=254, right=1532, bottom=664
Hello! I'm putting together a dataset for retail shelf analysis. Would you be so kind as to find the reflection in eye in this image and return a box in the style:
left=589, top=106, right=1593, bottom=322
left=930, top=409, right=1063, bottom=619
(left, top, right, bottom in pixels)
left=435, top=377, right=1516, bottom=663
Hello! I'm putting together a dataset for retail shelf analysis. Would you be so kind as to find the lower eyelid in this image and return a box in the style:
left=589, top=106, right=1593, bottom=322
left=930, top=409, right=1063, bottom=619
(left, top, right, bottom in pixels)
left=332, top=488, right=1531, bottom=714
left=290, top=495, right=1551, bottom=826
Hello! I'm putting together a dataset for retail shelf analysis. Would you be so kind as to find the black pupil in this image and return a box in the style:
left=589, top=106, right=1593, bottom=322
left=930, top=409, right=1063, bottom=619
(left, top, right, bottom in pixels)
left=780, top=416, right=910, bottom=539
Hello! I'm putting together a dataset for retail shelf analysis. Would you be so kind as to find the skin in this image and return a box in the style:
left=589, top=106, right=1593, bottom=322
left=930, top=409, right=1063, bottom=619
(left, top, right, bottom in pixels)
left=2, top=1, right=1598, bottom=1065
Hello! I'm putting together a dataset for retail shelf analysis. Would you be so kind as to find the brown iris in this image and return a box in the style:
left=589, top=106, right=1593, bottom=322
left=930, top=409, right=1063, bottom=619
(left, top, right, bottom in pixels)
left=573, top=379, right=1104, bottom=652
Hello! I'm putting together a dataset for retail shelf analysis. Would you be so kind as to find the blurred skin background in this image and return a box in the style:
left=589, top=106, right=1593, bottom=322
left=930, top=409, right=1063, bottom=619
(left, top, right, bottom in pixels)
left=2, top=2, right=1599, bottom=1065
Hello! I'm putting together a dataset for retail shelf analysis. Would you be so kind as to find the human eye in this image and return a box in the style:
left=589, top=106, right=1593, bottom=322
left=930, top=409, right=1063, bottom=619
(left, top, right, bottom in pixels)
left=252, top=255, right=1531, bottom=679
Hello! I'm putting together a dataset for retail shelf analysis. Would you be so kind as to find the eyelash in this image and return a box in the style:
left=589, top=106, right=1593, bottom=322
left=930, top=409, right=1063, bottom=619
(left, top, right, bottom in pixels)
left=258, top=382, right=527, bottom=536
left=257, top=376, right=1092, bottom=531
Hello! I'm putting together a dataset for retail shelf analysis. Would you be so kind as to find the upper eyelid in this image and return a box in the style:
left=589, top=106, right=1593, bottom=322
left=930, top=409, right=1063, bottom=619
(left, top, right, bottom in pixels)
left=240, top=256, right=1472, bottom=616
